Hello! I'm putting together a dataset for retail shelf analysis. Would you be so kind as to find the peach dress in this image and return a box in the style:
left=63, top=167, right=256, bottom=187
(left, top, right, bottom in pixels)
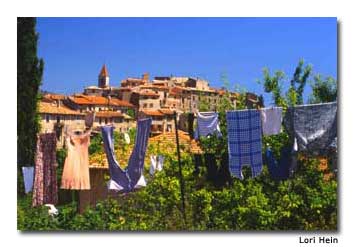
left=61, top=131, right=91, bottom=190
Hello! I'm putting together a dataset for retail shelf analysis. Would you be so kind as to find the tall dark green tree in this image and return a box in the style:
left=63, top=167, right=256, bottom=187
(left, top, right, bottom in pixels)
left=17, top=17, right=44, bottom=167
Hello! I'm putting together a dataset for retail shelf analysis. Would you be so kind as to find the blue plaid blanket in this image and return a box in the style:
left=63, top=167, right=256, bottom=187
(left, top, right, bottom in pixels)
left=226, top=110, right=263, bottom=179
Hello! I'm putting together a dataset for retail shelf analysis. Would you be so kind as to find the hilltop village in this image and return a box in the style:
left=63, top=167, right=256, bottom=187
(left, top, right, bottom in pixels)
left=39, top=64, right=261, bottom=146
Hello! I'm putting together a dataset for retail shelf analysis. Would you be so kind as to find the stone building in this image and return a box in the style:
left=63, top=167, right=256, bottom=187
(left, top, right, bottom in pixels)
left=120, top=73, right=149, bottom=87
left=38, top=97, right=85, bottom=147
left=93, top=111, right=135, bottom=133
left=138, top=109, right=175, bottom=135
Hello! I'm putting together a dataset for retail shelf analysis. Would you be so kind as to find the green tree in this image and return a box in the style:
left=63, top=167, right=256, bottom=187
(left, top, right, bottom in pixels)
left=289, top=59, right=312, bottom=105
left=261, top=68, right=287, bottom=107
left=17, top=17, right=44, bottom=170
left=17, top=18, right=44, bottom=196
left=260, top=59, right=312, bottom=107
left=309, top=74, right=337, bottom=103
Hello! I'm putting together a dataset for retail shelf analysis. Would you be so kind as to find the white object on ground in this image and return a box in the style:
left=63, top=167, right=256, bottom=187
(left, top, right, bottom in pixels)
left=44, top=204, right=58, bottom=216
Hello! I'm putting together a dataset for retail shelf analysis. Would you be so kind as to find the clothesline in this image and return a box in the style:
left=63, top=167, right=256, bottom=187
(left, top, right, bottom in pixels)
left=26, top=101, right=337, bottom=209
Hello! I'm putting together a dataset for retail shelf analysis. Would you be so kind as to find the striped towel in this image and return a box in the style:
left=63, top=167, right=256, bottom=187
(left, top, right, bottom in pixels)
left=226, top=110, right=263, bottom=179
left=194, top=112, right=222, bottom=139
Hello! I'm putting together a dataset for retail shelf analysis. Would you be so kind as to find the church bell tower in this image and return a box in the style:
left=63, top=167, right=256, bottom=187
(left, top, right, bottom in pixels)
left=98, top=64, right=109, bottom=88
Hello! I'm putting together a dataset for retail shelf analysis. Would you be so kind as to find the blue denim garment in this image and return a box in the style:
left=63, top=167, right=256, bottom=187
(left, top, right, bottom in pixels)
left=101, top=118, right=152, bottom=191
left=265, top=146, right=297, bottom=180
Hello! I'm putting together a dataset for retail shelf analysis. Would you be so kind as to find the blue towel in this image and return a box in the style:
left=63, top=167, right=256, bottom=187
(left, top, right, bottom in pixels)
left=22, top=166, right=34, bottom=194
left=226, top=110, right=263, bottom=179
left=101, top=118, right=152, bottom=191
left=194, top=112, right=222, bottom=139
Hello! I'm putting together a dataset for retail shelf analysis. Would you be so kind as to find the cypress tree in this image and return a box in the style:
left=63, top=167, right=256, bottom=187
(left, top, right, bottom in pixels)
left=17, top=17, right=44, bottom=170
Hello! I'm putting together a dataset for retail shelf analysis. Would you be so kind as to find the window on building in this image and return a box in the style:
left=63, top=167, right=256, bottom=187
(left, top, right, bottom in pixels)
left=167, top=124, right=172, bottom=132
left=99, top=117, right=102, bottom=124
left=99, top=108, right=102, bottom=111
left=150, top=103, right=153, bottom=108
left=56, top=116, right=60, bottom=123
left=46, top=115, right=49, bottom=123
left=143, top=103, right=147, bottom=108
left=119, top=128, right=122, bottom=132
left=105, top=118, right=108, bottom=124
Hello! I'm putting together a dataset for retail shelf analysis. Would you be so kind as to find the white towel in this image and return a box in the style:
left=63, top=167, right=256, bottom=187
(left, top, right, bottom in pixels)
left=149, top=155, right=157, bottom=175
left=260, top=107, right=282, bottom=136
left=157, top=155, right=164, bottom=171
left=124, top=133, right=131, bottom=144
left=22, top=166, right=34, bottom=194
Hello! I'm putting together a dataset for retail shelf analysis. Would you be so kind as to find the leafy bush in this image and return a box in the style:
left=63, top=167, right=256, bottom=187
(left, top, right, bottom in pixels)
left=18, top=148, right=337, bottom=231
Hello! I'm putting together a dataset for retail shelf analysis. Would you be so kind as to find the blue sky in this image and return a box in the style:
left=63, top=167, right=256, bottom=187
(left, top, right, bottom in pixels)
left=37, top=17, right=337, bottom=105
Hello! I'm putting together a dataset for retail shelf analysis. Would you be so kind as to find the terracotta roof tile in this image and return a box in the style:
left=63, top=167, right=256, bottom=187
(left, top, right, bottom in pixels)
left=69, top=95, right=134, bottom=108
left=43, top=93, right=66, bottom=101
left=139, top=90, right=160, bottom=97
left=95, top=111, right=124, bottom=118
left=140, top=109, right=164, bottom=116
left=149, top=130, right=202, bottom=154
left=39, top=101, right=84, bottom=115
left=159, top=109, right=175, bottom=115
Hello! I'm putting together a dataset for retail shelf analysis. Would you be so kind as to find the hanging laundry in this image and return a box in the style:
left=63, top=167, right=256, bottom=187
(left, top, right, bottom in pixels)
left=194, top=112, right=222, bottom=140
left=149, top=155, right=164, bottom=176
left=101, top=118, right=152, bottom=192
left=149, top=155, right=157, bottom=176
left=32, top=133, right=58, bottom=207
left=204, top=153, right=218, bottom=181
left=124, top=132, right=131, bottom=144
left=260, top=107, right=283, bottom=136
left=226, top=110, right=263, bottom=179
left=157, top=155, right=164, bottom=171
left=218, top=152, right=233, bottom=185
left=61, top=130, right=91, bottom=190
left=85, top=111, right=95, bottom=129
left=193, top=154, right=203, bottom=175
left=284, top=102, right=337, bottom=153
left=187, top=113, right=195, bottom=139
left=22, top=166, right=34, bottom=194
left=265, top=146, right=297, bottom=180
